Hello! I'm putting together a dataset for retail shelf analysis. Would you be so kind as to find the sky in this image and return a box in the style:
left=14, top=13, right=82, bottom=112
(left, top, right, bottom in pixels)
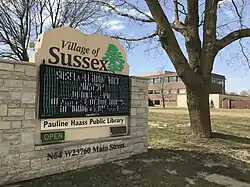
left=102, top=0, right=250, bottom=93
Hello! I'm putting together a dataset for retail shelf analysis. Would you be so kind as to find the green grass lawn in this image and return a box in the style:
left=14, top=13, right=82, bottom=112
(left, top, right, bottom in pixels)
left=9, top=108, right=250, bottom=187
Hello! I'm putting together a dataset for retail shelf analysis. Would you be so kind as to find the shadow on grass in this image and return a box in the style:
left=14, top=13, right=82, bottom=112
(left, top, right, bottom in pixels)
left=212, top=132, right=250, bottom=145
left=10, top=148, right=250, bottom=187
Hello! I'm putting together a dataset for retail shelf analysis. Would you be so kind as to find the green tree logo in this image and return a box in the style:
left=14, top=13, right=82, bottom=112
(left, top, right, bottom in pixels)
left=102, top=44, right=125, bottom=73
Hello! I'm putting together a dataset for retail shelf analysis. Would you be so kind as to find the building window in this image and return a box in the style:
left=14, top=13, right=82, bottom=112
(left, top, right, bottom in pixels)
left=160, top=77, right=164, bottom=83
left=211, top=76, right=225, bottom=85
left=148, top=90, right=153, bottom=94
left=154, top=100, right=160, bottom=105
left=153, top=78, right=160, bottom=84
left=163, top=77, right=169, bottom=83
left=154, top=90, right=161, bottom=94
left=179, top=88, right=186, bottom=94
left=148, top=79, right=153, bottom=84
left=211, top=75, right=225, bottom=94
left=168, top=76, right=176, bottom=83
left=170, top=89, right=177, bottom=94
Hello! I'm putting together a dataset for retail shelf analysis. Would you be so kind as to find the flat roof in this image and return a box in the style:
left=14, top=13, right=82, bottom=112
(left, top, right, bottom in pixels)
left=138, top=71, right=225, bottom=78
left=137, top=71, right=177, bottom=78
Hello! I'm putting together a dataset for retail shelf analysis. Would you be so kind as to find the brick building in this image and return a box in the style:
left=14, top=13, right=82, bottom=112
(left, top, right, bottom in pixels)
left=177, top=93, right=250, bottom=109
left=139, top=71, right=226, bottom=107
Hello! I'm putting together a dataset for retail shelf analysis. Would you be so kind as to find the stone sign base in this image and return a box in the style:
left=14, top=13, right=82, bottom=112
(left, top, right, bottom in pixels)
left=0, top=60, right=148, bottom=185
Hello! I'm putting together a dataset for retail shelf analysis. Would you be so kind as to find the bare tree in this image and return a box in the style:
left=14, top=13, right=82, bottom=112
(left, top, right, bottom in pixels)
left=42, top=0, right=103, bottom=30
left=99, top=0, right=250, bottom=138
left=239, top=90, right=250, bottom=96
left=156, top=65, right=171, bottom=108
left=0, top=0, right=35, bottom=61
left=0, top=0, right=105, bottom=61
left=226, top=91, right=239, bottom=96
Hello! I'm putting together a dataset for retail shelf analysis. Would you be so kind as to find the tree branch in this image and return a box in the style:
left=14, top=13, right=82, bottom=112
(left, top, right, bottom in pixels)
left=173, top=0, right=180, bottom=21
left=120, top=0, right=154, bottom=21
left=111, top=32, right=158, bottom=41
left=170, top=22, right=187, bottom=35
left=99, top=0, right=190, bottom=36
left=185, top=0, right=201, bottom=69
left=200, top=0, right=219, bottom=75
left=177, top=1, right=187, bottom=15
left=172, top=0, right=187, bottom=36
left=0, top=52, right=19, bottom=60
left=229, top=0, right=249, bottom=68
left=97, top=1, right=154, bottom=23
left=216, top=28, right=250, bottom=51
left=238, top=39, right=250, bottom=69
left=144, top=0, right=201, bottom=89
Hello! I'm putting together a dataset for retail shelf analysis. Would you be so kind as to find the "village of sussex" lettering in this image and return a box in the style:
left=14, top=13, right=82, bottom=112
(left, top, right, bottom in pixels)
left=47, top=40, right=108, bottom=71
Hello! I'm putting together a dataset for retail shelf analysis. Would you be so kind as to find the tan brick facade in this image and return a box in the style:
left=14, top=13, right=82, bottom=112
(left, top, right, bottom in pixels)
left=139, top=71, right=225, bottom=107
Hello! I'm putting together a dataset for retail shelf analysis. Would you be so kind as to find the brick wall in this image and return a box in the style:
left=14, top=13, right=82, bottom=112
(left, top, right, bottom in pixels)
left=222, top=99, right=250, bottom=109
left=0, top=60, right=149, bottom=185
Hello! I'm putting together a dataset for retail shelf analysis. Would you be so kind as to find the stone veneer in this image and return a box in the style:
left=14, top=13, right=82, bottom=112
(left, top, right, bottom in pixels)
left=0, top=59, right=148, bottom=185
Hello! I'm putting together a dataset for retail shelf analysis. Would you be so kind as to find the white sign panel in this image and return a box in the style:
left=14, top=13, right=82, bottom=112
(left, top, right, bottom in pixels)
left=41, top=116, right=126, bottom=131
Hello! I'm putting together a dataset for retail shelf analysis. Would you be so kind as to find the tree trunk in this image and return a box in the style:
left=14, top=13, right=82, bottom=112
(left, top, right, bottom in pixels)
left=186, top=86, right=212, bottom=138
left=162, top=97, right=166, bottom=108
left=22, top=50, right=29, bottom=62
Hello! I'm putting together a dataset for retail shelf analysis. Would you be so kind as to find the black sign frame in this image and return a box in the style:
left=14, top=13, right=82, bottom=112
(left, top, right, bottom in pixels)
left=39, top=64, right=130, bottom=119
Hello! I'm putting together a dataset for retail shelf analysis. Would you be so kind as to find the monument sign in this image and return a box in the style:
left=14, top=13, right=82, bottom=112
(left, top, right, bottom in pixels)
left=34, top=27, right=130, bottom=144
